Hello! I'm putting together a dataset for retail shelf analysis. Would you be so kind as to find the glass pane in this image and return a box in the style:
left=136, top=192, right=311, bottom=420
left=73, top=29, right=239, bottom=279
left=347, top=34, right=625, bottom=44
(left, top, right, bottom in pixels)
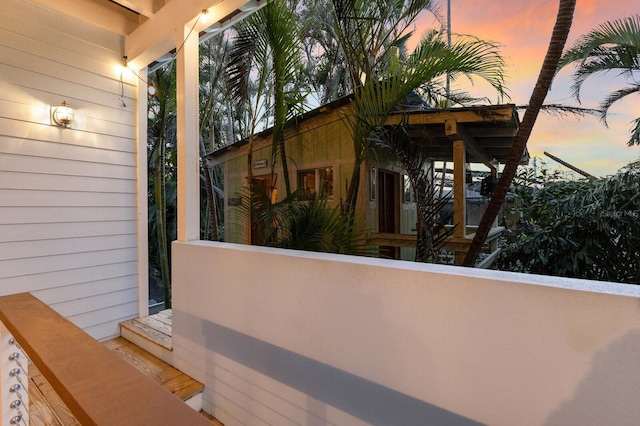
left=318, top=167, right=333, bottom=200
left=403, top=175, right=412, bottom=203
left=298, top=170, right=316, bottom=200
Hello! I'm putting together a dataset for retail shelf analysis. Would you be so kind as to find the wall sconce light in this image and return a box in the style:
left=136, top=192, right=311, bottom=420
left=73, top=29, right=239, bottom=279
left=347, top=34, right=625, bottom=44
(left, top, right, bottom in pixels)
left=51, top=101, right=74, bottom=128
left=147, top=82, right=157, bottom=96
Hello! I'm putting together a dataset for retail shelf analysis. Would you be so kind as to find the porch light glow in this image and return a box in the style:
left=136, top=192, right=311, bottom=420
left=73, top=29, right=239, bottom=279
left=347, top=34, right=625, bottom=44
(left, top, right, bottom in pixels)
left=199, top=9, right=209, bottom=23
left=51, top=101, right=74, bottom=128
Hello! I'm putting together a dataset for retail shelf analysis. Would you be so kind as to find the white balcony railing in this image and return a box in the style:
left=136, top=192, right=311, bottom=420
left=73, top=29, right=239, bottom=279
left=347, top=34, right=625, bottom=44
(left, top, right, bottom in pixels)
left=171, top=240, right=640, bottom=426
left=1, top=323, right=29, bottom=425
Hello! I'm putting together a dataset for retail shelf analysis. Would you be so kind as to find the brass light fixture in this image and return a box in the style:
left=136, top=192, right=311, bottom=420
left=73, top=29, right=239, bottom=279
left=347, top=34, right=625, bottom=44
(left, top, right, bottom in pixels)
left=51, top=101, right=74, bottom=128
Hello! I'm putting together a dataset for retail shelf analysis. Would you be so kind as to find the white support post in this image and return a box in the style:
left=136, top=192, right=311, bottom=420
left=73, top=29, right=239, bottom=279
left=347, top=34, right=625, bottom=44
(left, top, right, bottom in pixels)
left=1, top=323, right=28, bottom=425
left=176, top=22, right=201, bottom=242
left=137, top=67, right=150, bottom=318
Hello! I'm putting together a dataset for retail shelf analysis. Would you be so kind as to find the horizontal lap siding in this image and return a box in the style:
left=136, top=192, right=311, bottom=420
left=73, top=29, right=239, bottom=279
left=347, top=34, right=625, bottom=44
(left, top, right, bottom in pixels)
left=172, top=335, right=365, bottom=426
left=0, top=0, right=138, bottom=340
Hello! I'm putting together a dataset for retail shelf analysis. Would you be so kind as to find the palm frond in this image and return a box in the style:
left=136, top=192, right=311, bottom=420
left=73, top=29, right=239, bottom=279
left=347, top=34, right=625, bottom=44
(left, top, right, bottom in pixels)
left=559, top=17, right=640, bottom=104
left=516, top=103, right=603, bottom=119
left=598, top=83, right=640, bottom=123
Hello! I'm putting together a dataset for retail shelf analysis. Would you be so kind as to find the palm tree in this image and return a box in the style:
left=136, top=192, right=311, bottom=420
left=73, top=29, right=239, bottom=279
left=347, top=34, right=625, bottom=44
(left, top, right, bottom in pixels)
left=228, top=0, right=307, bottom=198
left=558, top=15, right=640, bottom=146
left=462, top=0, right=577, bottom=266
left=299, top=0, right=351, bottom=103
left=148, top=64, right=177, bottom=307
left=329, top=0, right=507, bottom=218
left=199, top=35, right=233, bottom=241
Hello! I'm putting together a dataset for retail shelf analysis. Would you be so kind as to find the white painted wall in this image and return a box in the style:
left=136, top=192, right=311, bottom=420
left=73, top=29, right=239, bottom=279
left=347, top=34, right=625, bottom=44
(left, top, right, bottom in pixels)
left=172, top=241, right=640, bottom=426
left=0, top=0, right=139, bottom=339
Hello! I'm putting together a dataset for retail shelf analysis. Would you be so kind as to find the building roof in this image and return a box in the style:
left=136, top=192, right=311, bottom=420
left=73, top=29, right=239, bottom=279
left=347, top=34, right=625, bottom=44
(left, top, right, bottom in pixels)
left=385, top=104, right=527, bottom=166
left=208, top=99, right=528, bottom=168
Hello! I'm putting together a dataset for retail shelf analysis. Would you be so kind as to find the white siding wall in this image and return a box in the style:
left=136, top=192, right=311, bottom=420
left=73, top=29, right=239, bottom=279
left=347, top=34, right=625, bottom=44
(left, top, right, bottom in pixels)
left=0, top=0, right=138, bottom=340
left=173, top=241, right=640, bottom=426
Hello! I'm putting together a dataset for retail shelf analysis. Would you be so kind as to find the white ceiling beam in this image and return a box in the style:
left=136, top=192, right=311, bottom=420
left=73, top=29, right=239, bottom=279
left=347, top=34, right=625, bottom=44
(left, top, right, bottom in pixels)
left=31, top=0, right=139, bottom=36
left=111, top=0, right=165, bottom=17
left=125, top=0, right=265, bottom=68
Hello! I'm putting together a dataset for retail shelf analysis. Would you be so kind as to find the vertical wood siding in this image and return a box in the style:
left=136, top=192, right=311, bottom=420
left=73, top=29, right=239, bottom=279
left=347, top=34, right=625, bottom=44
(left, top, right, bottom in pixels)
left=0, top=0, right=138, bottom=340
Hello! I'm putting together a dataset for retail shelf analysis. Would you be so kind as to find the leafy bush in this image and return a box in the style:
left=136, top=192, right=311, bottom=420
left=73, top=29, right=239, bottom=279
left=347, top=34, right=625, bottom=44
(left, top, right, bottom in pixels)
left=496, top=162, right=640, bottom=284
left=237, top=184, right=371, bottom=255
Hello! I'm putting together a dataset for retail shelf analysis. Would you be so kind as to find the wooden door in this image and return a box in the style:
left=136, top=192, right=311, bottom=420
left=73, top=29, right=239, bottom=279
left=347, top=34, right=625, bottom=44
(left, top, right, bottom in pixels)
left=378, top=170, right=399, bottom=259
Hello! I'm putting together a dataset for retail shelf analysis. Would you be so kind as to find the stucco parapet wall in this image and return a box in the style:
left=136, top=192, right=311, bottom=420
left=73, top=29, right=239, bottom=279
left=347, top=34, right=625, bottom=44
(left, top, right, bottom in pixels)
left=176, top=240, right=640, bottom=298
left=171, top=240, right=640, bottom=425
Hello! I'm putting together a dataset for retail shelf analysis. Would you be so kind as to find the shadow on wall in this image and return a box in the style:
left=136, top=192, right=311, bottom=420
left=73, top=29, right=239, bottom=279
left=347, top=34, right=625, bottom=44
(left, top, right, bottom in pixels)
left=177, top=310, right=484, bottom=426
left=545, top=329, right=640, bottom=425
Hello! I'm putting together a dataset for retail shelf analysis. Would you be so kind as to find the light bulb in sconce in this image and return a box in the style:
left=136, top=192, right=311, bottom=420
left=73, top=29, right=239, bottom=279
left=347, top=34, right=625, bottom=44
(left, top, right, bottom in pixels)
left=199, top=9, right=209, bottom=23
left=51, top=101, right=74, bottom=128
left=148, top=82, right=157, bottom=96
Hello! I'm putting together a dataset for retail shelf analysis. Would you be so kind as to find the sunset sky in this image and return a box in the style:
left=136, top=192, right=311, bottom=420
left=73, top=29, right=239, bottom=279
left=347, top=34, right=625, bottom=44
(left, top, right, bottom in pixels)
left=416, top=0, right=640, bottom=177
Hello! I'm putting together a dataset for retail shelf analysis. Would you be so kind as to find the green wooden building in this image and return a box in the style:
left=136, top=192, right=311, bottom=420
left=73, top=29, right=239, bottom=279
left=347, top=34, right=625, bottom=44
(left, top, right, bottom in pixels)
left=207, top=98, right=525, bottom=263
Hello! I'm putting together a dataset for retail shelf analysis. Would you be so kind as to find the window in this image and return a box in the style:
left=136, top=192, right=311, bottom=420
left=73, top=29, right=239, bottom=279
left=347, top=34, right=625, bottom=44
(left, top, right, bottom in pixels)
left=298, top=167, right=333, bottom=200
left=403, top=174, right=414, bottom=203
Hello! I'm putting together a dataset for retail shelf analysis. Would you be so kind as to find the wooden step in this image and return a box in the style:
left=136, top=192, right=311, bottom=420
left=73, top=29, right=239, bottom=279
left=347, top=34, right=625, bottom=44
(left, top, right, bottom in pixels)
left=120, top=316, right=172, bottom=351
left=120, top=309, right=173, bottom=364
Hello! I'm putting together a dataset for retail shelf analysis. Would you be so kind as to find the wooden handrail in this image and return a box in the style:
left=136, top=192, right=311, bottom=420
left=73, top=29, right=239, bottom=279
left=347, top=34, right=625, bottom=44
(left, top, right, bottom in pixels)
left=0, top=293, right=211, bottom=426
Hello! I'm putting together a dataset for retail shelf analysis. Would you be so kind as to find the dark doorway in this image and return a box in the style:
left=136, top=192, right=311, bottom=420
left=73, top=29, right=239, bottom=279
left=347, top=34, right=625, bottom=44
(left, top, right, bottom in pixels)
left=378, top=170, right=399, bottom=259
left=250, top=174, right=274, bottom=245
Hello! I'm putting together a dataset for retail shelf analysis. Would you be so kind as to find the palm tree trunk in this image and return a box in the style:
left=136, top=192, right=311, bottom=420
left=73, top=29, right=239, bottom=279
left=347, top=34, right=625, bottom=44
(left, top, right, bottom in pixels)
left=462, top=0, right=576, bottom=266
left=199, top=136, right=219, bottom=241
left=414, top=182, right=433, bottom=263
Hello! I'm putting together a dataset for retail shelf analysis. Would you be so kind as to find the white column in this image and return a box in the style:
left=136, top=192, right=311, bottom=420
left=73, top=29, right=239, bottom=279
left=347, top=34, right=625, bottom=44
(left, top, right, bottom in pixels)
left=136, top=67, right=150, bottom=317
left=1, top=323, right=28, bottom=425
left=176, top=23, right=201, bottom=241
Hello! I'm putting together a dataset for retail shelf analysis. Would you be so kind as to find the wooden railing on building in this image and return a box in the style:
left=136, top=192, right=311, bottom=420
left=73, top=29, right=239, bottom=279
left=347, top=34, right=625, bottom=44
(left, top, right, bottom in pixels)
left=0, top=293, right=211, bottom=426
left=367, top=226, right=504, bottom=268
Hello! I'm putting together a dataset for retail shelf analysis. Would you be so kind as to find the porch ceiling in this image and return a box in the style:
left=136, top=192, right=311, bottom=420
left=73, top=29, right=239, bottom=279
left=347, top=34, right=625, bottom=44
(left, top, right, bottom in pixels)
left=31, top=0, right=264, bottom=68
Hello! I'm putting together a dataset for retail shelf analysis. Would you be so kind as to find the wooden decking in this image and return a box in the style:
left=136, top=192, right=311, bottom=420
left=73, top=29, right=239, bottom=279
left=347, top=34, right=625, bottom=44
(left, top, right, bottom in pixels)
left=29, top=363, right=80, bottom=426
left=26, top=309, right=222, bottom=425
left=103, top=337, right=202, bottom=401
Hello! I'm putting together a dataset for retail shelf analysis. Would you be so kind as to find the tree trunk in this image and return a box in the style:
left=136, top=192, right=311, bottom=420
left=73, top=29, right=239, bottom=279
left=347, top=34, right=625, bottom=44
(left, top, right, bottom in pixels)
left=462, top=0, right=577, bottom=266
left=414, top=183, right=433, bottom=263
left=199, top=136, right=219, bottom=241
left=343, top=163, right=361, bottom=216
left=154, top=138, right=172, bottom=308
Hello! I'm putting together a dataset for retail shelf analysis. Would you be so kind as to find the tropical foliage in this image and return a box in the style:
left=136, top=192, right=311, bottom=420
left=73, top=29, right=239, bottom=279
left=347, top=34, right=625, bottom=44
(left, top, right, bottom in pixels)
left=148, top=36, right=232, bottom=307
left=559, top=15, right=640, bottom=146
left=315, top=0, right=507, bottom=217
left=228, top=0, right=307, bottom=197
left=496, top=162, right=640, bottom=284
left=148, top=64, right=177, bottom=307
left=236, top=184, right=370, bottom=254
left=149, top=0, right=596, bottom=306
